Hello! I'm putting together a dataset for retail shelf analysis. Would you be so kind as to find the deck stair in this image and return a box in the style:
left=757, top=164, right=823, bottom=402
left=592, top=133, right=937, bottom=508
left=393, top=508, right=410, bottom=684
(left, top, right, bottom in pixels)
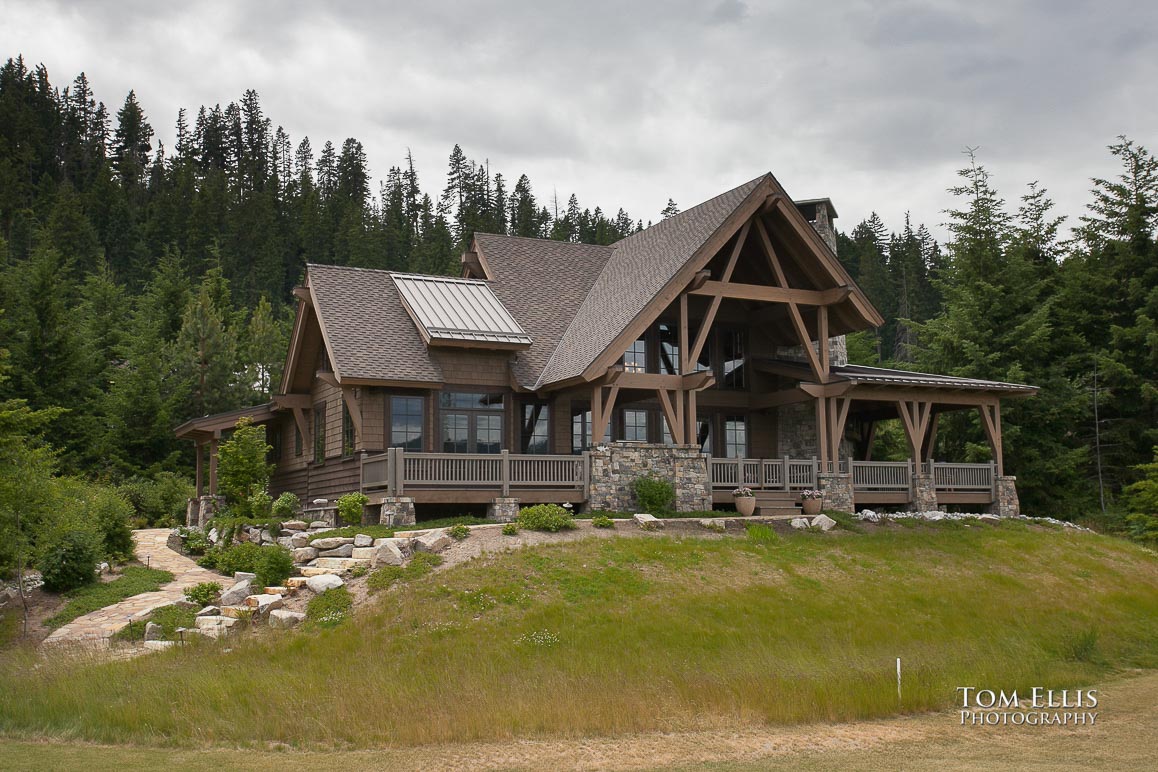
left=753, top=490, right=801, bottom=517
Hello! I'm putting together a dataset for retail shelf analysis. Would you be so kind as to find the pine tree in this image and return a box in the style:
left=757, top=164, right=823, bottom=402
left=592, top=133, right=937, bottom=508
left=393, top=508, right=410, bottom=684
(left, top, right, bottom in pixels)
left=111, top=90, right=153, bottom=202
left=660, top=198, right=680, bottom=219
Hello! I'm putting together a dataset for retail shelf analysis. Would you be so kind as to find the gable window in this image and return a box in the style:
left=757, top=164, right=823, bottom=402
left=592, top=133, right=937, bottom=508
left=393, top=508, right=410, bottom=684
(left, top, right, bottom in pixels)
left=521, top=403, right=550, bottom=454
left=313, top=402, right=326, bottom=463
left=342, top=403, right=355, bottom=457
left=624, top=336, right=647, bottom=373
left=623, top=409, right=648, bottom=442
left=723, top=415, right=747, bottom=458
left=440, top=391, right=504, bottom=454
left=390, top=396, right=424, bottom=450
left=658, top=323, right=680, bottom=375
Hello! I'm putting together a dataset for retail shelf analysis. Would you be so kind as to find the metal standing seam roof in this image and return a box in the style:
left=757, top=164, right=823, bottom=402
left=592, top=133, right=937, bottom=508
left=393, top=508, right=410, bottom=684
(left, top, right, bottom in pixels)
left=389, top=272, right=532, bottom=346
left=834, top=364, right=1037, bottom=392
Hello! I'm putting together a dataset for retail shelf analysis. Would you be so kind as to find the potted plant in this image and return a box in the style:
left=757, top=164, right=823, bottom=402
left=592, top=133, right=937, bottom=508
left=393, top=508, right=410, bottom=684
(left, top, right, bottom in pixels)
left=800, top=489, right=823, bottom=515
left=733, top=486, right=756, bottom=516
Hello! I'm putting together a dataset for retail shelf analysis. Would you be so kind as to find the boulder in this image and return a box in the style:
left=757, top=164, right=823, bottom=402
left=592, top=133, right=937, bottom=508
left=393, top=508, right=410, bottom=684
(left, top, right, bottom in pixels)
left=208, top=527, right=219, bottom=544
left=293, top=547, right=319, bottom=563
left=373, top=540, right=405, bottom=567
left=699, top=518, right=725, bottom=532
left=412, top=530, right=451, bottom=553
left=374, top=537, right=411, bottom=556
left=260, top=529, right=274, bottom=544
left=244, top=593, right=284, bottom=616
left=353, top=533, right=374, bottom=547
left=221, top=605, right=254, bottom=620
left=98, top=561, right=110, bottom=574
left=790, top=517, right=810, bottom=530
left=314, top=557, right=369, bottom=571
left=309, top=520, right=328, bottom=529
left=144, top=640, right=176, bottom=651
left=268, top=610, right=307, bottom=629
left=196, top=605, right=220, bottom=617
left=810, top=514, right=837, bottom=532
left=283, top=520, right=308, bottom=531
left=276, top=536, right=294, bottom=548
left=633, top=513, right=663, bottom=530
left=144, top=621, right=163, bottom=641
left=318, top=544, right=354, bottom=558
left=312, top=537, right=354, bottom=550
left=285, top=577, right=311, bottom=590
left=978, top=513, right=1000, bottom=522
left=290, top=532, right=312, bottom=548
left=173, top=599, right=199, bottom=610
left=219, top=578, right=254, bottom=606
left=351, top=547, right=377, bottom=560
left=234, top=571, right=257, bottom=582
left=264, top=586, right=290, bottom=596
left=306, top=574, right=345, bottom=594
left=194, top=615, right=239, bottom=638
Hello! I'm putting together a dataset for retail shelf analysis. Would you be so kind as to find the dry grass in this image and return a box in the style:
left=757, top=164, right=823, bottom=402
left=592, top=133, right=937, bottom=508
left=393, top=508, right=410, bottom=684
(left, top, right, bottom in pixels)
left=0, top=521, right=1155, bottom=750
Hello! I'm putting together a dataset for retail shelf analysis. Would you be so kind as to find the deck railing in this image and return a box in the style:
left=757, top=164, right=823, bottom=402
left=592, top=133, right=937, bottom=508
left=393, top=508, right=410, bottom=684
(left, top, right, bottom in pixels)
left=361, top=448, right=588, bottom=496
left=930, top=461, right=995, bottom=491
left=848, top=460, right=912, bottom=490
left=709, top=457, right=817, bottom=490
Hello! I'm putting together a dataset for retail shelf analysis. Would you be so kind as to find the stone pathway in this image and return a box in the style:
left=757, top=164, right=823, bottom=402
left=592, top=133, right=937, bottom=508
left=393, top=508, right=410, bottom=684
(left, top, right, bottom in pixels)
left=42, top=529, right=223, bottom=649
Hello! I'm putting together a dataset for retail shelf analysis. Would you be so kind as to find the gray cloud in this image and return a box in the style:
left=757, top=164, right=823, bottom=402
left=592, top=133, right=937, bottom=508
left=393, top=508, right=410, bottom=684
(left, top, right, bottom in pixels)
left=2, top=0, right=1155, bottom=238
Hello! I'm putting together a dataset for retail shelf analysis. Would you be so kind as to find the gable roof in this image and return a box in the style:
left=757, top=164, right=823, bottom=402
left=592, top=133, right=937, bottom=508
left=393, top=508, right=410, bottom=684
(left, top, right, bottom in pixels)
left=390, top=272, right=531, bottom=347
left=307, top=263, right=442, bottom=384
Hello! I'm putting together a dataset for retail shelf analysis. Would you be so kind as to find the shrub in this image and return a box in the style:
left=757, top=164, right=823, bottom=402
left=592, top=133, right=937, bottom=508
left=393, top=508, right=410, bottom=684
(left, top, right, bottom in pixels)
left=248, top=488, right=273, bottom=519
left=501, top=522, right=519, bottom=536
left=307, top=586, right=352, bottom=627
left=198, top=542, right=263, bottom=575
left=592, top=515, right=615, bottom=529
left=216, top=417, right=274, bottom=512
left=90, top=487, right=135, bottom=561
left=517, top=504, right=576, bottom=533
left=39, top=530, right=100, bottom=593
left=117, top=472, right=195, bottom=527
left=179, top=527, right=210, bottom=555
left=183, top=581, right=222, bottom=607
left=447, top=523, right=470, bottom=540
left=271, top=491, right=300, bottom=520
left=634, top=476, right=674, bottom=514
left=255, top=546, right=294, bottom=588
left=337, top=492, right=369, bottom=526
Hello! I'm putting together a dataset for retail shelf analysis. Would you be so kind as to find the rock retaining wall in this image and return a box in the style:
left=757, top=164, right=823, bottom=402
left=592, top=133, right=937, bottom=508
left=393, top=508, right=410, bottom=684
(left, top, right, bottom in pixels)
left=587, top=442, right=711, bottom=512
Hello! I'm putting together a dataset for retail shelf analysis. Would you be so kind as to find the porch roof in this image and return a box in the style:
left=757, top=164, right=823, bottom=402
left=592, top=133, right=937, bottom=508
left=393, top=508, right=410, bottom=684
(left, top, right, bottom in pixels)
left=174, top=402, right=275, bottom=442
left=756, top=358, right=1038, bottom=395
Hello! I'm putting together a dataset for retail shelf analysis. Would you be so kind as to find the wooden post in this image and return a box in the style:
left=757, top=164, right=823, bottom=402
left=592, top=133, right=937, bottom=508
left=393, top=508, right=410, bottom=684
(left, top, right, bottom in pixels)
left=194, top=442, right=204, bottom=497
left=686, top=390, right=698, bottom=446
left=818, top=305, right=830, bottom=378
left=815, top=396, right=829, bottom=472
left=782, top=454, right=790, bottom=491
left=208, top=437, right=219, bottom=496
left=501, top=449, right=510, bottom=496
left=394, top=447, right=405, bottom=495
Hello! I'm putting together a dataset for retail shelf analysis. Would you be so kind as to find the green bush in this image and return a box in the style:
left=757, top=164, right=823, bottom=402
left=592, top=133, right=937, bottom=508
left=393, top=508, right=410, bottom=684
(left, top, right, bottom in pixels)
left=217, top=417, right=274, bottom=512
left=501, top=522, right=519, bottom=536
left=634, top=476, right=674, bottom=514
left=179, top=527, right=210, bottom=555
left=255, top=546, right=294, bottom=588
left=248, top=488, right=273, bottom=519
left=447, top=523, right=470, bottom=540
left=307, top=586, right=353, bottom=628
left=271, top=491, right=300, bottom=519
left=337, top=492, right=369, bottom=526
left=39, top=530, right=100, bottom=593
left=117, top=472, right=195, bottom=528
left=52, top=478, right=135, bottom=561
left=198, top=542, right=263, bottom=575
left=592, top=515, right=615, bottom=529
left=183, top=581, right=222, bottom=607
left=517, top=504, right=576, bottom=532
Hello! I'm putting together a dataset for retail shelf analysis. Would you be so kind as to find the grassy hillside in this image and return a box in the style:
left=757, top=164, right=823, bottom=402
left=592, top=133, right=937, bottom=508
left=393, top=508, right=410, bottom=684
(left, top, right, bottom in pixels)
left=1, top=521, right=1156, bottom=748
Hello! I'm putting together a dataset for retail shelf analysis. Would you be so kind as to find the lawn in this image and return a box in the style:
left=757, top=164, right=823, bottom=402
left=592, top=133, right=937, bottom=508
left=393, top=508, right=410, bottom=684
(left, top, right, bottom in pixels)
left=43, top=567, right=175, bottom=629
left=1, top=521, right=1155, bottom=750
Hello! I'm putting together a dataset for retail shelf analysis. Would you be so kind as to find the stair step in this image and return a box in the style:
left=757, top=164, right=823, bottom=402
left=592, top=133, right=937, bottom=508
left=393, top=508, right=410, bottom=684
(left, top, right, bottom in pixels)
left=757, top=505, right=801, bottom=516
left=754, top=491, right=797, bottom=501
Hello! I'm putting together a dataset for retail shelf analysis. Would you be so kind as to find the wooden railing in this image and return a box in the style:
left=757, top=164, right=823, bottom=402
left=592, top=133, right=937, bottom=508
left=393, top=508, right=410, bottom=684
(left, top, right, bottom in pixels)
left=930, top=461, right=995, bottom=491
left=361, top=448, right=588, bottom=496
left=710, top=457, right=817, bottom=490
left=848, top=460, right=911, bottom=490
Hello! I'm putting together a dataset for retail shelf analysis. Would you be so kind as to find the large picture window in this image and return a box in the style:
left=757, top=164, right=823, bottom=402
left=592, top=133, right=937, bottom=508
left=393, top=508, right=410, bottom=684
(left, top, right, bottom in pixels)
left=390, top=395, right=424, bottom=450
left=440, top=391, right=504, bottom=453
left=521, top=403, right=550, bottom=454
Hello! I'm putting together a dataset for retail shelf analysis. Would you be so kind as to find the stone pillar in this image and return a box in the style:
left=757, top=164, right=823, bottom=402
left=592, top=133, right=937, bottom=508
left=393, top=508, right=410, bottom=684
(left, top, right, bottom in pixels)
left=586, top=442, right=711, bottom=513
left=186, top=497, right=197, bottom=527
left=817, top=472, right=853, bottom=514
left=487, top=497, right=520, bottom=522
left=912, top=474, right=938, bottom=512
left=378, top=497, right=416, bottom=526
left=196, top=495, right=225, bottom=527
left=992, top=476, right=1020, bottom=517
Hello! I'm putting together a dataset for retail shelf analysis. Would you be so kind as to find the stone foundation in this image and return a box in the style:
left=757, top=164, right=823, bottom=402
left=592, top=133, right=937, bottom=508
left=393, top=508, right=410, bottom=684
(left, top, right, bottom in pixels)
left=912, top=474, right=938, bottom=511
left=992, top=476, right=1019, bottom=517
left=817, top=473, right=853, bottom=514
left=194, top=495, right=225, bottom=527
left=587, top=442, right=711, bottom=513
left=303, top=504, right=339, bottom=528
left=487, top=497, right=520, bottom=522
left=378, top=497, right=416, bottom=526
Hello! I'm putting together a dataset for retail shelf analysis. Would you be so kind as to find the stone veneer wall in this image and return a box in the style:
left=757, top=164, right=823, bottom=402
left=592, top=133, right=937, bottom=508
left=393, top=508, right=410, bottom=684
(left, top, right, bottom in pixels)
left=817, top=473, right=854, bottom=514
left=587, top=442, right=711, bottom=513
left=993, top=476, right=1020, bottom=517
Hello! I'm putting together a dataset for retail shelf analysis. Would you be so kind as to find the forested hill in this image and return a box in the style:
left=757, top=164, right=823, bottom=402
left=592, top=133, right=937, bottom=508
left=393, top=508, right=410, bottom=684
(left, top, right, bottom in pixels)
left=1, top=54, right=1155, bottom=522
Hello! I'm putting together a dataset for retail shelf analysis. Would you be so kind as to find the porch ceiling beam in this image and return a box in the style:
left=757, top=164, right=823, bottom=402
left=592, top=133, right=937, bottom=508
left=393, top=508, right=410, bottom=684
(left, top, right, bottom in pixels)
left=798, top=381, right=855, bottom=399
left=751, top=387, right=811, bottom=410
left=318, top=371, right=341, bottom=389
left=613, top=370, right=716, bottom=392
left=689, top=269, right=711, bottom=291
left=688, top=220, right=751, bottom=368
left=844, top=385, right=1003, bottom=407
left=687, top=281, right=851, bottom=306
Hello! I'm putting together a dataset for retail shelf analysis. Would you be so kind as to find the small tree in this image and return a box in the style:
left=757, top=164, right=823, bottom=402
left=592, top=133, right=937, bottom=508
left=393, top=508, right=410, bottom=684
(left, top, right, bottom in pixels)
left=216, top=417, right=274, bottom=512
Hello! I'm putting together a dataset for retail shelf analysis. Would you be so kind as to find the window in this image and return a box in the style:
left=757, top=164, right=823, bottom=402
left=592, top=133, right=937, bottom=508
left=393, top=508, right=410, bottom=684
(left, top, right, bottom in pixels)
left=294, top=425, right=302, bottom=457
left=724, top=416, right=747, bottom=458
left=696, top=417, right=713, bottom=455
left=623, top=409, right=648, bottom=442
left=658, top=323, right=680, bottom=374
left=521, top=403, right=550, bottom=454
left=313, top=402, right=326, bottom=463
left=572, top=408, right=591, bottom=454
left=662, top=421, right=674, bottom=446
left=440, top=391, right=504, bottom=453
left=624, top=336, right=647, bottom=373
left=722, top=329, right=746, bottom=389
left=342, top=403, right=355, bottom=457
left=390, top=395, right=424, bottom=450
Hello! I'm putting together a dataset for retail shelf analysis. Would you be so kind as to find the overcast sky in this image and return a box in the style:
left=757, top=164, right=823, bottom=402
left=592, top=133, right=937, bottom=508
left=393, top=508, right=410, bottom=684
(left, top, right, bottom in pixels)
left=3, top=1, right=1156, bottom=241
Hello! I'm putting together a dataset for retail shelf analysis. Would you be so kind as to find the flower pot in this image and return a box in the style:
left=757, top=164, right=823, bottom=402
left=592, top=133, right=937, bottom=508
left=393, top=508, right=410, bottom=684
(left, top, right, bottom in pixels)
left=801, top=498, right=822, bottom=516
left=735, top=496, right=756, bottom=516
